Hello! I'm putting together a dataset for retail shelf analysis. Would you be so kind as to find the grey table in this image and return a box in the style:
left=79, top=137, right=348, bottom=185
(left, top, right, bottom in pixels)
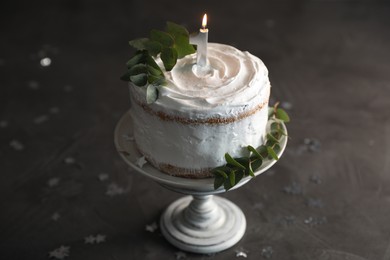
left=1, top=1, right=390, bottom=259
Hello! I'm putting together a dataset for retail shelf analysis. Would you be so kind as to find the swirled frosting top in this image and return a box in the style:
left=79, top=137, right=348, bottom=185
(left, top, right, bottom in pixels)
left=131, top=43, right=270, bottom=118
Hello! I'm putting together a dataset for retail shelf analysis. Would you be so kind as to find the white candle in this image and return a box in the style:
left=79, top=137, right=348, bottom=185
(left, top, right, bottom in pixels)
left=190, top=14, right=209, bottom=67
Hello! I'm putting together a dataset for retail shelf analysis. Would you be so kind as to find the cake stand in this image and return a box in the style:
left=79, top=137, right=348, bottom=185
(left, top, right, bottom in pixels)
left=114, top=110, right=287, bottom=254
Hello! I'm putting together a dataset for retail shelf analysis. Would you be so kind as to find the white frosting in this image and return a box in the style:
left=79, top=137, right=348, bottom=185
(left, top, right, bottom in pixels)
left=129, top=43, right=271, bottom=175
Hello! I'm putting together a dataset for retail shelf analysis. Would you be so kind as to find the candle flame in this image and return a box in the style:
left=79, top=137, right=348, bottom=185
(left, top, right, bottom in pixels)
left=202, top=14, right=207, bottom=29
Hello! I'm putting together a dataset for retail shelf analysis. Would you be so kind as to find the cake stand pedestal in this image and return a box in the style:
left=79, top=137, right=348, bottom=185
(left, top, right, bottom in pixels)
left=114, top=111, right=287, bottom=254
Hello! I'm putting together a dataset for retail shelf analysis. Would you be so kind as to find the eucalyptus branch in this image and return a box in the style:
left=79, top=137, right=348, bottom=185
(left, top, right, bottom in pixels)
left=121, top=22, right=196, bottom=103
left=212, top=103, right=290, bottom=190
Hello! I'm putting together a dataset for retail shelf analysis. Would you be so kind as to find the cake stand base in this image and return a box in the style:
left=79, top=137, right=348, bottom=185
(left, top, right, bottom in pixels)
left=160, top=195, right=246, bottom=254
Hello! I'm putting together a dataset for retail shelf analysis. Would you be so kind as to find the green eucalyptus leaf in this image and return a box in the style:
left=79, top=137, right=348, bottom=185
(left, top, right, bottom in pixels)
left=229, top=171, right=235, bottom=186
left=178, top=43, right=196, bottom=58
left=213, top=166, right=232, bottom=173
left=173, top=35, right=196, bottom=58
left=129, top=38, right=149, bottom=50
left=235, top=157, right=251, bottom=176
left=270, top=125, right=287, bottom=140
left=130, top=73, right=147, bottom=86
left=278, top=128, right=287, bottom=136
left=273, top=143, right=281, bottom=154
left=129, top=64, right=148, bottom=76
left=267, top=146, right=279, bottom=160
left=276, top=108, right=290, bottom=122
left=235, top=157, right=249, bottom=166
left=161, top=47, right=178, bottom=71
left=270, top=122, right=279, bottom=132
left=247, top=145, right=263, bottom=159
left=251, top=157, right=263, bottom=171
left=213, top=169, right=228, bottom=179
left=225, top=153, right=246, bottom=170
left=266, top=139, right=277, bottom=147
left=258, top=145, right=268, bottom=157
left=166, top=22, right=189, bottom=38
left=165, top=22, right=195, bottom=58
left=147, top=64, right=162, bottom=76
left=147, top=74, right=162, bottom=84
left=144, top=40, right=162, bottom=57
left=266, top=136, right=278, bottom=147
left=224, top=178, right=233, bottom=191
left=126, top=53, right=145, bottom=68
left=267, top=133, right=279, bottom=143
left=236, top=170, right=244, bottom=183
left=146, top=84, right=159, bottom=104
left=214, top=176, right=225, bottom=190
left=150, top=29, right=174, bottom=47
left=146, top=55, right=163, bottom=73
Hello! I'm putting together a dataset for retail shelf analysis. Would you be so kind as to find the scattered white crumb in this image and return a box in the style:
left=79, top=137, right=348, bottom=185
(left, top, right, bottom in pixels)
left=64, top=157, right=75, bottom=164
left=40, top=57, right=52, bottom=67
left=0, top=120, right=8, bottom=128
left=235, top=247, right=249, bottom=258
left=306, top=198, right=324, bottom=208
left=48, top=245, right=70, bottom=259
left=33, top=115, right=49, bottom=124
left=106, top=183, right=126, bottom=196
left=265, top=19, right=275, bottom=28
left=47, top=177, right=60, bottom=187
left=10, top=139, right=24, bottom=151
left=49, top=107, right=59, bottom=114
left=236, top=251, right=247, bottom=258
left=261, top=246, right=273, bottom=258
left=98, top=173, right=109, bottom=181
left=84, top=235, right=95, bottom=244
left=84, top=234, right=106, bottom=244
left=63, top=85, right=73, bottom=92
left=51, top=212, right=61, bottom=221
left=283, top=181, right=303, bottom=195
left=95, top=234, right=106, bottom=243
left=309, top=175, right=322, bottom=184
left=145, top=222, right=158, bottom=233
left=28, top=80, right=40, bottom=90
left=304, top=216, right=327, bottom=226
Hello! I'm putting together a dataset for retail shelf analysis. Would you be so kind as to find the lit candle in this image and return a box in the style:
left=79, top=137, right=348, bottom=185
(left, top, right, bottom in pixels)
left=190, top=14, right=209, bottom=67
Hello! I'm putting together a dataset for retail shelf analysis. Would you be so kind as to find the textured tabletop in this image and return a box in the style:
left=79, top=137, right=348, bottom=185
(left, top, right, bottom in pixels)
left=1, top=1, right=390, bottom=259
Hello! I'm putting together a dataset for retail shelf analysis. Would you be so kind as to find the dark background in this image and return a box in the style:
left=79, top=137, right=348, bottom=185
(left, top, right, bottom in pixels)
left=1, top=0, right=390, bottom=259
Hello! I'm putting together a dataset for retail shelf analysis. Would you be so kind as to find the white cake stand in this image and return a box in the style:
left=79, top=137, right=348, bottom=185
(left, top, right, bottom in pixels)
left=114, top=110, right=287, bottom=254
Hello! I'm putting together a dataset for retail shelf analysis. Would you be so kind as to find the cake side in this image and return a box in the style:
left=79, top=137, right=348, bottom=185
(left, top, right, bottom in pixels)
left=129, top=90, right=270, bottom=177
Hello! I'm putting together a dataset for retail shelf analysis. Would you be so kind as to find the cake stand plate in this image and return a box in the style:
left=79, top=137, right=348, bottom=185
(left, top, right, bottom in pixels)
left=114, top=110, right=287, bottom=254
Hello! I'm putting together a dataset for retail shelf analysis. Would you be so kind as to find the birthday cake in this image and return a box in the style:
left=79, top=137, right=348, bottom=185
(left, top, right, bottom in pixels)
left=128, top=43, right=270, bottom=178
